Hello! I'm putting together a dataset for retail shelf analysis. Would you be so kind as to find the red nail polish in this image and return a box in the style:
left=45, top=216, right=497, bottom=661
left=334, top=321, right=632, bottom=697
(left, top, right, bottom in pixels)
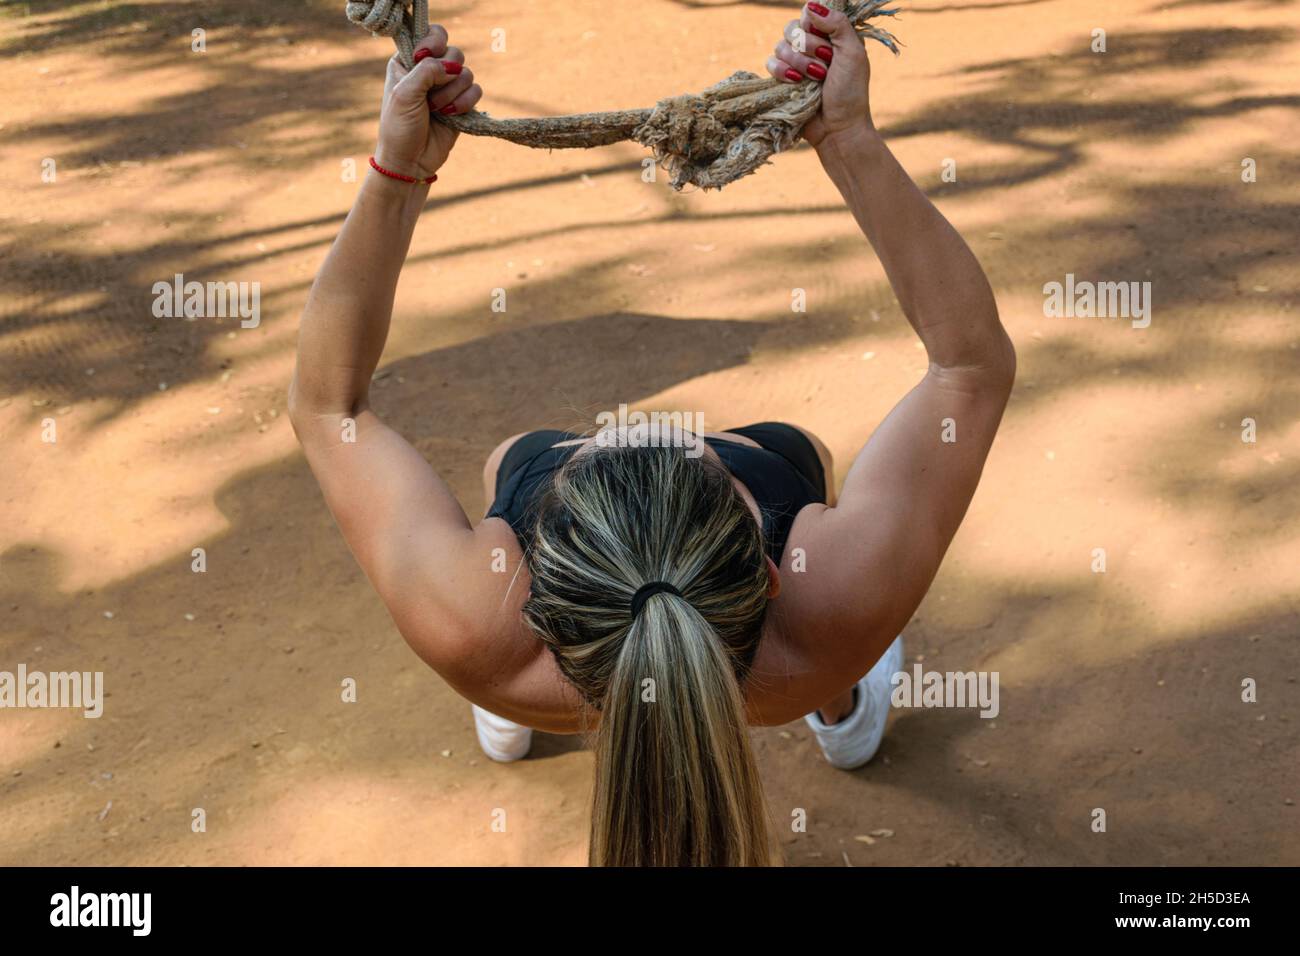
left=808, top=3, right=830, bottom=16
left=785, top=68, right=803, bottom=82
left=413, top=48, right=433, bottom=65
left=815, top=45, right=833, bottom=63
left=809, top=26, right=830, bottom=40
left=439, top=103, right=458, bottom=115
left=442, top=60, right=462, bottom=75
left=806, top=62, right=827, bottom=80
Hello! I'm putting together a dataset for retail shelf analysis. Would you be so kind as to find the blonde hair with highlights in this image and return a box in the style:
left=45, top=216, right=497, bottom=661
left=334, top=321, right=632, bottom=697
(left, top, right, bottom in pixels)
left=522, top=443, right=775, bottom=866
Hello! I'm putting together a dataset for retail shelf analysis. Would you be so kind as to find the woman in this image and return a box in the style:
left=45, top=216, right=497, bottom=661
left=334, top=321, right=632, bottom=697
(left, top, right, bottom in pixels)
left=289, top=3, right=1014, bottom=866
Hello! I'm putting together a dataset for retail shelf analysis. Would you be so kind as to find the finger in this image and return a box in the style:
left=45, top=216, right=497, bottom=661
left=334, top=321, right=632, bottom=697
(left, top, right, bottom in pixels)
left=429, top=67, right=475, bottom=111
left=418, top=43, right=464, bottom=68
left=412, top=48, right=466, bottom=87
left=780, top=19, right=832, bottom=61
left=765, top=55, right=803, bottom=84
left=803, top=16, right=830, bottom=42
left=392, top=56, right=445, bottom=107
left=782, top=19, right=817, bottom=59
left=803, top=2, right=857, bottom=52
left=435, top=82, right=482, bottom=117
left=786, top=18, right=834, bottom=64
left=413, top=24, right=449, bottom=60
left=776, top=39, right=818, bottom=77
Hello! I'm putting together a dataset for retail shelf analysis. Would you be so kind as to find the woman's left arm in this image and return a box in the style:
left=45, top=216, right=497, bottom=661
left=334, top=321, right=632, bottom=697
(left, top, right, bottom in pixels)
left=291, top=25, right=476, bottom=419
left=288, top=27, right=497, bottom=680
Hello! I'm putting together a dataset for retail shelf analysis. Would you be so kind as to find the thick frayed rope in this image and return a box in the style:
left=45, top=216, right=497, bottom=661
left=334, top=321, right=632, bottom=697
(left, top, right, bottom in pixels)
left=345, top=0, right=429, bottom=70
left=345, top=0, right=900, bottom=190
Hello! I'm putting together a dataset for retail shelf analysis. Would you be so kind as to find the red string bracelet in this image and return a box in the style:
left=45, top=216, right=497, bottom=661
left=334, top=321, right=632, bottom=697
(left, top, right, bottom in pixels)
left=369, top=156, right=437, bottom=185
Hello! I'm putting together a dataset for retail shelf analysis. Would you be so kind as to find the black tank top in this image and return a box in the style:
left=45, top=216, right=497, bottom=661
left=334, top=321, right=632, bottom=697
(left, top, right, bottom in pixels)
left=484, top=422, right=826, bottom=564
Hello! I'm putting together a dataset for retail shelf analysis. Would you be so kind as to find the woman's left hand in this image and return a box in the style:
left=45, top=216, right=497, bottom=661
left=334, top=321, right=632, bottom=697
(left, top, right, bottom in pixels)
left=374, top=25, right=483, bottom=181
left=766, top=3, right=873, bottom=148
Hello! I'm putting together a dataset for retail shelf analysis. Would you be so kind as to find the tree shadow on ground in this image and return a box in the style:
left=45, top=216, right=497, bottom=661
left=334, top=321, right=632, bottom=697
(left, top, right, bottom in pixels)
left=4, top=460, right=1295, bottom=863
left=7, top=12, right=1293, bottom=434
left=762, top=584, right=1299, bottom=866
left=2, top=0, right=393, bottom=63
left=4, top=0, right=1297, bottom=864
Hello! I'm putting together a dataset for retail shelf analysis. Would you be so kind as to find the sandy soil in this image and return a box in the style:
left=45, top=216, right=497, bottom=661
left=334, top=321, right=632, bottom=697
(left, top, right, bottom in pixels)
left=1, top=0, right=1297, bottom=866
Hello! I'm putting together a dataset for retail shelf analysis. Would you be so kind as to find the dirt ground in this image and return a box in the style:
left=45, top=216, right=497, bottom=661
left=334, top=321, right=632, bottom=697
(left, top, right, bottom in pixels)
left=1, top=0, right=1297, bottom=866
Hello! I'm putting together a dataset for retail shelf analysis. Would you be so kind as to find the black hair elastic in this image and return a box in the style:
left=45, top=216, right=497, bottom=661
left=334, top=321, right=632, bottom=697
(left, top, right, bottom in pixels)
left=630, top=581, right=683, bottom=618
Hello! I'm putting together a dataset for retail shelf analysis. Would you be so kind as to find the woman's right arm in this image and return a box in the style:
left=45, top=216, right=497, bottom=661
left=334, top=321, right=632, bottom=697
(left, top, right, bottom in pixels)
left=772, top=4, right=1012, bottom=374
left=754, top=4, right=1015, bottom=717
left=813, top=126, right=1012, bottom=379
left=286, top=30, right=538, bottom=703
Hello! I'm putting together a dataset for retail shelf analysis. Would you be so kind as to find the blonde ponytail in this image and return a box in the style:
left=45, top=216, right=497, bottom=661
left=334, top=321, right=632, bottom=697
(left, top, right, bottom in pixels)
left=523, top=444, right=774, bottom=866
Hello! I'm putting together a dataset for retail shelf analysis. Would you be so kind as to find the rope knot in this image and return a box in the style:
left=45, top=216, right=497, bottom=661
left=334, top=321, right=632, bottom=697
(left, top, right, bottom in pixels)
left=345, top=0, right=403, bottom=37
left=632, top=71, right=821, bottom=190
left=345, top=0, right=428, bottom=67
left=642, top=93, right=731, bottom=162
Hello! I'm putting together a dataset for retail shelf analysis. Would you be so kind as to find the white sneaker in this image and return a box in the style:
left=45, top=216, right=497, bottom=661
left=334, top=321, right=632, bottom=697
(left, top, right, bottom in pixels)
left=471, top=705, right=533, bottom=762
left=803, top=635, right=903, bottom=770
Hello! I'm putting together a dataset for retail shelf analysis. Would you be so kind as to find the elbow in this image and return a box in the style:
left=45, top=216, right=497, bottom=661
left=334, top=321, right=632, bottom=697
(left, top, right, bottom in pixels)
left=285, top=374, right=330, bottom=445
left=988, top=327, right=1017, bottom=394
left=931, top=319, right=1017, bottom=396
left=286, top=379, right=369, bottom=448
left=286, top=375, right=309, bottom=442
left=967, top=303, right=1016, bottom=394
left=966, top=338, right=1016, bottom=404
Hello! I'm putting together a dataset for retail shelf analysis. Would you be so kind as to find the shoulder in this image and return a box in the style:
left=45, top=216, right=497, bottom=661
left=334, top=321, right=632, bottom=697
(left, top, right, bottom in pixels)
left=744, top=501, right=897, bottom=724
left=386, top=518, right=526, bottom=680
left=394, top=517, right=588, bottom=733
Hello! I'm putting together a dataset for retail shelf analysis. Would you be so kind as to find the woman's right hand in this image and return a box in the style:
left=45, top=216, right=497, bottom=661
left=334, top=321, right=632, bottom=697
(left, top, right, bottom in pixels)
left=374, top=25, right=483, bottom=182
left=766, top=2, right=874, bottom=148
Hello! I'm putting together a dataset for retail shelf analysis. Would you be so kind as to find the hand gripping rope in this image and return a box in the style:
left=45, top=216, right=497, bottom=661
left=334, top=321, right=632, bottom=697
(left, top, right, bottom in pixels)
left=345, top=0, right=900, bottom=190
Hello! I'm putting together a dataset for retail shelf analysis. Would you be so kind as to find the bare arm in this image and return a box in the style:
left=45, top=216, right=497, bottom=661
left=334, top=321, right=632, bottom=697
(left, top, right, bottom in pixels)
left=814, top=119, right=1014, bottom=589
left=756, top=4, right=1014, bottom=713
left=287, top=27, right=494, bottom=679
left=290, top=24, right=477, bottom=417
